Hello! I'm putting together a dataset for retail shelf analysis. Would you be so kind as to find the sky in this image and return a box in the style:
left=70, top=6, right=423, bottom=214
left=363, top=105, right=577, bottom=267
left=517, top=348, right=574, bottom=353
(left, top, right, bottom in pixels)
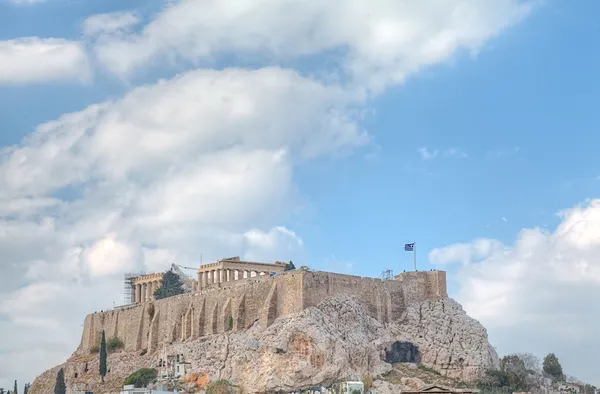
left=0, top=0, right=599, bottom=388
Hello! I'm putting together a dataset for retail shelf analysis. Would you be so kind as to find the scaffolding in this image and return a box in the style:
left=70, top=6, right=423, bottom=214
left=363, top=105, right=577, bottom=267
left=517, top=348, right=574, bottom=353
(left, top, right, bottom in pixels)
left=380, top=269, right=394, bottom=280
left=171, top=263, right=197, bottom=292
left=124, top=271, right=146, bottom=305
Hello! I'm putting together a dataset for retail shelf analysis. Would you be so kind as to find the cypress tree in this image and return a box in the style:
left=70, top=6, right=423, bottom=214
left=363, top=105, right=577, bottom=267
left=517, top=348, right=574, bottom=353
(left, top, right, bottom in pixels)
left=13, top=381, right=17, bottom=394
left=543, top=353, right=564, bottom=381
left=54, top=368, right=66, bottom=394
left=100, top=329, right=107, bottom=382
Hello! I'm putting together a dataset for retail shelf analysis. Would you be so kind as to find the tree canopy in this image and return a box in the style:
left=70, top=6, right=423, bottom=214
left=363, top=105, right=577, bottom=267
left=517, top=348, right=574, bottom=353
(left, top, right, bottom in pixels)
left=154, top=270, right=185, bottom=300
left=124, top=368, right=158, bottom=388
left=543, top=353, right=564, bottom=381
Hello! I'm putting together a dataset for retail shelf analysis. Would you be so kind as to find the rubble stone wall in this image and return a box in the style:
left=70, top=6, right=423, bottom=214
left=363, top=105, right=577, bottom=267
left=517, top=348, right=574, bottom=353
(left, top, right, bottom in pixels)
left=79, top=270, right=447, bottom=354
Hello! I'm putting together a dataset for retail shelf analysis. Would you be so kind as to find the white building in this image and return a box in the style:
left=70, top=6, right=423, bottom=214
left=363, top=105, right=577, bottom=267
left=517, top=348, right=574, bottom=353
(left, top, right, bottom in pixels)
left=119, top=384, right=177, bottom=394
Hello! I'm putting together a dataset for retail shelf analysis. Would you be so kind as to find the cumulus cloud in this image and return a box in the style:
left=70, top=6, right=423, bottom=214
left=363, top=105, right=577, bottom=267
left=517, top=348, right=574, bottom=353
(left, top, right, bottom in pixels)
left=0, top=38, right=90, bottom=84
left=90, top=0, right=534, bottom=91
left=428, top=199, right=600, bottom=383
left=0, top=66, right=365, bottom=386
left=0, top=0, right=538, bottom=388
left=82, top=11, right=140, bottom=37
left=243, top=226, right=304, bottom=263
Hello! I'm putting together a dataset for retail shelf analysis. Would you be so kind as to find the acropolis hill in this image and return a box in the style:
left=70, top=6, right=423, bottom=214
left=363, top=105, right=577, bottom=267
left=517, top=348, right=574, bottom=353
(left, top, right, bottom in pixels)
left=31, top=258, right=497, bottom=394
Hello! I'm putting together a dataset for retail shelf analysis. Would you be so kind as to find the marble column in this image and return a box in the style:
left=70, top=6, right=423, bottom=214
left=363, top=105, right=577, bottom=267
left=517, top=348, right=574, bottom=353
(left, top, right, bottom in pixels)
left=135, top=284, right=140, bottom=304
left=130, top=286, right=135, bottom=304
left=202, top=272, right=207, bottom=289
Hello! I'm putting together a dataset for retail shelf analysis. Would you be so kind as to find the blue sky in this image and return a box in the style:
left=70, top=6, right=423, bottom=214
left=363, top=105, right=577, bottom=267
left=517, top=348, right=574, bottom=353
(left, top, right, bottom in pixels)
left=1, top=0, right=600, bottom=388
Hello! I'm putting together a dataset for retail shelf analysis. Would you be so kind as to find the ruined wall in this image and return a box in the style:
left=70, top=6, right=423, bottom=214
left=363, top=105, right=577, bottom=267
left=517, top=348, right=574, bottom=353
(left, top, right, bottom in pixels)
left=78, top=270, right=447, bottom=354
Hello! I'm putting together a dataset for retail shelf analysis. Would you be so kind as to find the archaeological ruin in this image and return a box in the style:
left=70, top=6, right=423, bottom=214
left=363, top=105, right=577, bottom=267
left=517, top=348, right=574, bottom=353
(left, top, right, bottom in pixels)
left=81, top=258, right=448, bottom=354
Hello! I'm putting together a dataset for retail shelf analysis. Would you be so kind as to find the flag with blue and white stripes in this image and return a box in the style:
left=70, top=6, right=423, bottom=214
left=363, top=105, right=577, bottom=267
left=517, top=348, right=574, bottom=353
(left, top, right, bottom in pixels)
left=404, top=243, right=414, bottom=251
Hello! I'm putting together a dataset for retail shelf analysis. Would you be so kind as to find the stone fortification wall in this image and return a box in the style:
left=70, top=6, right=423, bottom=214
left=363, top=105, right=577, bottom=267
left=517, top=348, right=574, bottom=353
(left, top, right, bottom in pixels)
left=79, top=270, right=447, bottom=354
left=394, top=270, right=447, bottom=301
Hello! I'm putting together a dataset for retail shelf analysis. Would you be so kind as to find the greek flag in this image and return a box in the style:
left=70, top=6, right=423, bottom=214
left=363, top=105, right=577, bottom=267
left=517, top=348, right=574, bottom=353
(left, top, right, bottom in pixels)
left=404, top=243, right=415, bottom=251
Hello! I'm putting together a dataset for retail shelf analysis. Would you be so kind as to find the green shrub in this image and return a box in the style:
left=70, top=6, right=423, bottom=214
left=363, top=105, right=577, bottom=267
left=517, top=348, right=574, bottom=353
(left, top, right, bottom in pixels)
left=206, top=379, right=236, bottom=394
left=124, top=368, right=157, bottom=388
left=89, top=345, right=99, bottom=354
left=107, top=337, right=124, bottom=353
left=362, top=375, right=374, bottom=390
left=227, top=316, right=233, bottom=330
left=418, top=364, right=441, bottom=376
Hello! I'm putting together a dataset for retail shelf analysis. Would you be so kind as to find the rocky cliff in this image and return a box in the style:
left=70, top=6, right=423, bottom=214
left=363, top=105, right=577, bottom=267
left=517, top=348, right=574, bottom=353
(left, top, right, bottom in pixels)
left=30, top=295, right=498, bottom=393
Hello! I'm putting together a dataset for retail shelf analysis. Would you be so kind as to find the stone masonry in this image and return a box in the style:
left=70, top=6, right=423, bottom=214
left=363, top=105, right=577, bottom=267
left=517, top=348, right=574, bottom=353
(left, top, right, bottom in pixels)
left=79, top=269, right=447, bottom=354
left=132, top=273, right=164, bottom=304
left=196, top=256, right=287, bottom=290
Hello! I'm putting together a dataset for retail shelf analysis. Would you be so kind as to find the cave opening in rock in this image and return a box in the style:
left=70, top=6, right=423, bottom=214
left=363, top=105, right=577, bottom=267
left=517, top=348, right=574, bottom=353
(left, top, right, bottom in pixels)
left=385, top=341, right=421, bottom=363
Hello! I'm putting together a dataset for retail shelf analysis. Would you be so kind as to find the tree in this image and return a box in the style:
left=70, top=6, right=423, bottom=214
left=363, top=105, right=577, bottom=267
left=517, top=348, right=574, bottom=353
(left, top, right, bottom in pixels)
left=124, top=368, right=158, bottom=388
left=54, top=368, right=66, bottom=394
left=153, top=270, right=184, bottom=300
left=543, top=353, right=564, bottom=381
left=23, top=384, right=29, bottom=394
left=515, top=352, right=541, bottom=372
left=500, top=355, right=528, bottom=390
left=584, top=384, right=597, bottom=394
left=285, top=261, right=296, bottom=271
left=13, top=381, right=17, bottom=394
left=99, top=329, right=107, bottom=383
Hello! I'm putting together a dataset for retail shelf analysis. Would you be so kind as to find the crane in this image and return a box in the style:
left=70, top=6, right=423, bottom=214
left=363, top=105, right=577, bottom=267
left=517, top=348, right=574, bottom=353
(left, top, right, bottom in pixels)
left=170, top=263, right=196, bottom=279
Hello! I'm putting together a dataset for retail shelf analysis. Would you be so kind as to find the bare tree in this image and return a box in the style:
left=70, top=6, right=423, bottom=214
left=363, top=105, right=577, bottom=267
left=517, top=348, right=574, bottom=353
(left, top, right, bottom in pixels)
left=515, top=352, right=541, bottom=372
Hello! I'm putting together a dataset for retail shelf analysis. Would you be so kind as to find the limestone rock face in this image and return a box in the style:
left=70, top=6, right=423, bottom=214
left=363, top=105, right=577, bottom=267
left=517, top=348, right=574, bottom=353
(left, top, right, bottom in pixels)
left=31, top=296, right=498, bottom=393
left=392, top=299, right=500, bottom=382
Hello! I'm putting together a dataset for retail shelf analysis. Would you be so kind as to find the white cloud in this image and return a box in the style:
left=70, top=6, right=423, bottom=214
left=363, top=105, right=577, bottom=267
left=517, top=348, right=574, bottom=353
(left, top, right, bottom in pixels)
left=0, top=1, right=537, bottom=388
left=82, top=11, right=140, bottom=37
left=0, top=66, right=365, bottom=386
left=0, top=38, right=90, bottom=84
left=243, top=226, right=304, bottom=263
left=90, top=0, right=533, bottom=91
left=418, top=147, right=468, bottom=161
left=84, top=236, right=138, bottom=277
left=428, top=199, right=600, bottom=384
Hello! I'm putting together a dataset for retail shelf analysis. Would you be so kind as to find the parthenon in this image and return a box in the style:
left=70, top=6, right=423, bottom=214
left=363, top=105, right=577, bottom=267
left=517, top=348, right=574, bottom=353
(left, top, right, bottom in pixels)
left=196, top=256, right=287, bottom=290
left=132, top=273, right=164, bottom=304
left=130, top=257, right=289, bottom=304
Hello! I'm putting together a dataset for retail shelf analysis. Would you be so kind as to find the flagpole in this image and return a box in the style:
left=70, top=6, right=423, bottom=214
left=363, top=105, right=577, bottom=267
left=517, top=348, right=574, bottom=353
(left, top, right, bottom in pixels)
left=414, top=242, right=417, bottom=271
